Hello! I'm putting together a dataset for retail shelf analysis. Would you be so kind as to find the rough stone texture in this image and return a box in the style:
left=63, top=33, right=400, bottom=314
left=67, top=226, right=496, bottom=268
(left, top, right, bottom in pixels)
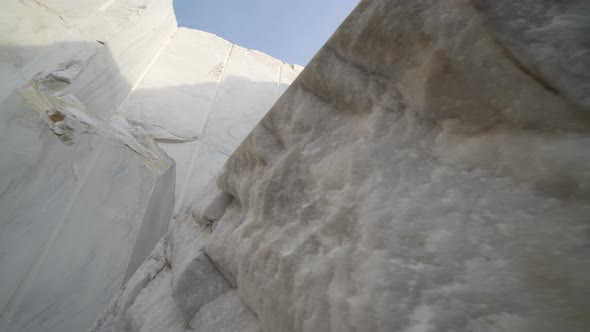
left=96, top=0, right=590, bottom=331
left=119, top=27, right=302, bottom=215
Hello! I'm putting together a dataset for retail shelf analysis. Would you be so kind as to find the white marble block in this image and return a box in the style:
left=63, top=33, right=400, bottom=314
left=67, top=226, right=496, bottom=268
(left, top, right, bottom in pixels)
left=0, top=0, right=301, bottom=331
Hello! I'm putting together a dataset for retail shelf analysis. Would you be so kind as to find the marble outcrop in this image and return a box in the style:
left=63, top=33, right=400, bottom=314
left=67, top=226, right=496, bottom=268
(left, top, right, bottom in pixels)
left=94, top=0, right=590, bottom=331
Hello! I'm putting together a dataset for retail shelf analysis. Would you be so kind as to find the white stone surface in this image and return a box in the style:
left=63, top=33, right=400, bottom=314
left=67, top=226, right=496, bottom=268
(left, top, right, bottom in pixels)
left=123, top=28, right=233, bottom=141
left=188, top=290, right=262, bottom=332
left=169, top=141, right=229, bottom=214
left=201, top=46, right=284, bottom=155
left=95, top=0, right=590, bottom=331
left=91, top=184, right=262, bottom=332
left=119, top=28, right=302, bottom=214
left=0, top=1, right=177, bottom=331
left=0, top=0, right=301, bottom=331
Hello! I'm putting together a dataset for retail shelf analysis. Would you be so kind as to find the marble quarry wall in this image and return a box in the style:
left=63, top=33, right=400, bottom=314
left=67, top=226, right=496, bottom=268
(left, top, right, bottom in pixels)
left=93, top=0, right=590, bottom=332
left=0, top=1, right=301, bottom=331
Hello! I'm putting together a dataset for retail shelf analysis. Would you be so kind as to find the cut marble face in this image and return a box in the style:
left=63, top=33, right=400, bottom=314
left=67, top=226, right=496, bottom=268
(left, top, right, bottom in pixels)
left=6, top=0, right=590, bottom=332
left=0, top=1, right=300, bottom=332
left=118, top=27, right=302, bottom=215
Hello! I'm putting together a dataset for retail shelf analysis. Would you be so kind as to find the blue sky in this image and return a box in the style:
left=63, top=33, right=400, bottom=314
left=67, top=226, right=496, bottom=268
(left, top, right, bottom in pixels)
left=173, top=0, right=359, bottom=66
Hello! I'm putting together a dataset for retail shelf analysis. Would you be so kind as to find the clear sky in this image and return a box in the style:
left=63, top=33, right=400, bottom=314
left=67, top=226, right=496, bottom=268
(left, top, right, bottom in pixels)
left=172, top=0, right=360, bottom=66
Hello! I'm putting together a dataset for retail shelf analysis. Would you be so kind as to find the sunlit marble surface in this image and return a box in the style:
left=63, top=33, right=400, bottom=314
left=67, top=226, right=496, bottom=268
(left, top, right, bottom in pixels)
left=119, top=27, right=302, bottom=214
left=95, top=1, right=590, bottom=332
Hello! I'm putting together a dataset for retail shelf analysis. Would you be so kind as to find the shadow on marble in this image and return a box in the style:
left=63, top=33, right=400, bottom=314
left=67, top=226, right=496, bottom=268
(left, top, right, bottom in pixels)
left=0, top=39, right=296, bottom=332
left=0, top=41, right=158, bottom=332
